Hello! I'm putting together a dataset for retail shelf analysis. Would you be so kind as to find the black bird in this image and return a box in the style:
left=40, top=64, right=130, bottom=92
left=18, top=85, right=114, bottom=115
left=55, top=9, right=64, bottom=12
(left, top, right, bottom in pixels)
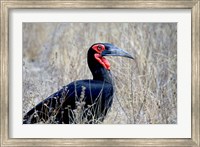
left=23, top=43, right=133, bottom=124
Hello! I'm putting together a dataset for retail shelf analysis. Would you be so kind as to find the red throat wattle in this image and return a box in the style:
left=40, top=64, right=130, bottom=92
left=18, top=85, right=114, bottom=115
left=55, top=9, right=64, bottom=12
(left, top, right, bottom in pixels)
left=94, top=53, right=110, bottom=70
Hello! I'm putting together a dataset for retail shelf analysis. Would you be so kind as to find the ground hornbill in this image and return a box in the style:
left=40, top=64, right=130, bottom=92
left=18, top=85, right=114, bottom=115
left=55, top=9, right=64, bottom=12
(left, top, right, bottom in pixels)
left=23, top=43, right=133, bottom=124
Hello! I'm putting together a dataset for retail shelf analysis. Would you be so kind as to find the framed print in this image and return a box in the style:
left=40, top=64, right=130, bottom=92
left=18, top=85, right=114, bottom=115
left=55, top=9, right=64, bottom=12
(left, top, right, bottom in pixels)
left=1, top=0, right=199, bottom=146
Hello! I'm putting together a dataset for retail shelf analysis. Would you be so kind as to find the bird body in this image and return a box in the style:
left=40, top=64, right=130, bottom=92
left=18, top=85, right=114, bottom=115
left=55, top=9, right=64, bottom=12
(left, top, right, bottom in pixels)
left=23, top=43, right=133, bottom=124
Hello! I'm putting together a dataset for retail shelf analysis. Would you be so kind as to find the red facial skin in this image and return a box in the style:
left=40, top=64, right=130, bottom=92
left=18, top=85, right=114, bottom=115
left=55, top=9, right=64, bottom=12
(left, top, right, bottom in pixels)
left=92, top=44, right=111, bottom=70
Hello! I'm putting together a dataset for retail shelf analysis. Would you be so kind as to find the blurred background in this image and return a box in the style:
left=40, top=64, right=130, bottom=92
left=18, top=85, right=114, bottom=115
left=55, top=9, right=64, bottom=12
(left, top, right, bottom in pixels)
left=23, top=22, right=177, bottom=124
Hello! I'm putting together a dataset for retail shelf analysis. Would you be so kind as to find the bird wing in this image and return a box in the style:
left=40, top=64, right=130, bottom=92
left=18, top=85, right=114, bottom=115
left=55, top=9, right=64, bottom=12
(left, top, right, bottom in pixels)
left=23, top=80, right=113, bottom=124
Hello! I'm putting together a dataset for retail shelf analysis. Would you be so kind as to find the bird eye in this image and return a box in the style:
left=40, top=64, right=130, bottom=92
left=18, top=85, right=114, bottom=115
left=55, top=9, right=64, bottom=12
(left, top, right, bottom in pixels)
left=97, top=45, right=102, bottom=51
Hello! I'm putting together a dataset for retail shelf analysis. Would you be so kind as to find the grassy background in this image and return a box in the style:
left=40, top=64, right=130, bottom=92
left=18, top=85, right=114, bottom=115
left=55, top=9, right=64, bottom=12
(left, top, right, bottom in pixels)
left=23, top=22, right=177, bottom=124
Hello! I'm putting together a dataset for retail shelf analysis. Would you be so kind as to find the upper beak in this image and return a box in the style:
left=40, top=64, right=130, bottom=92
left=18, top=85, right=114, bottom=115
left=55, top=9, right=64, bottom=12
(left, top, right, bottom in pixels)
left=101, top=44, right=134, bottom=59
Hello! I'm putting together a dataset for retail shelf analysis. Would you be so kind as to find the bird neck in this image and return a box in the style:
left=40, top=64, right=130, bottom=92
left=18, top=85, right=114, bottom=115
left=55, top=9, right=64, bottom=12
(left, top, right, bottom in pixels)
left=91, top=67, right=113, bottom=83
left=87, top=48, right=113, bottom=84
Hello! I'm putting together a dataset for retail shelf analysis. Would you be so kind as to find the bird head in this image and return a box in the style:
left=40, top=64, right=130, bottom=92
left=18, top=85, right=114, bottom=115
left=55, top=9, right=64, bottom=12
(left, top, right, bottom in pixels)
left=90, top=43, right=134, bottom=70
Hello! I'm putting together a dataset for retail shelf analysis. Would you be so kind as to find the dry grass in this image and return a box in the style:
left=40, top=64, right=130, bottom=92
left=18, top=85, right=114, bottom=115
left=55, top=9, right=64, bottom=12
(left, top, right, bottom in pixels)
left=23, top=22, right=177, bottom=124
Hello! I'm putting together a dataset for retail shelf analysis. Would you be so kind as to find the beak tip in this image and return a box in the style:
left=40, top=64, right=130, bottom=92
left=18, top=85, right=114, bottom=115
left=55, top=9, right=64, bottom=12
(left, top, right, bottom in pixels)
left=128, top=55, right=134, bottom=60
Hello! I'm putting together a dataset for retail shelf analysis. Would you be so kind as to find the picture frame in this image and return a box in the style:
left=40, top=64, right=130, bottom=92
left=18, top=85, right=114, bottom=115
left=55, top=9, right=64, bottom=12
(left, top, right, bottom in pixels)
left=0, top=0, right=199, bottom=146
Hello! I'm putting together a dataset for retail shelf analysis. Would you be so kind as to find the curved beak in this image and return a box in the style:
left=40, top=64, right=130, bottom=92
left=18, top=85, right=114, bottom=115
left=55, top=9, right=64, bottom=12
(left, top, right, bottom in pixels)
left=101, top=44, right=134, bottom=59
